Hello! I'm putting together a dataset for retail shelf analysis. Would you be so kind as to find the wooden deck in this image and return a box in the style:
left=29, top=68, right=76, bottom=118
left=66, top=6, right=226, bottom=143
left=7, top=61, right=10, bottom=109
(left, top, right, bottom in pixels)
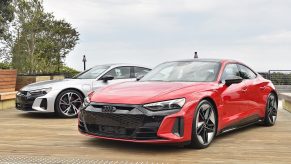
left=0, top=103, right=291, bottom=164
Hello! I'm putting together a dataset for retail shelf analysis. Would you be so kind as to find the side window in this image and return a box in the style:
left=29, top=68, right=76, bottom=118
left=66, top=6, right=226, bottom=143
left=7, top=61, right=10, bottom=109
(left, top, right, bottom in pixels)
left=133, top=67, right=151, bottom=78
left=104, top=67, right=131, bottom=79
left=221, top=64, right=240, bottom=83
left=238, top=65, right=257, bottom=79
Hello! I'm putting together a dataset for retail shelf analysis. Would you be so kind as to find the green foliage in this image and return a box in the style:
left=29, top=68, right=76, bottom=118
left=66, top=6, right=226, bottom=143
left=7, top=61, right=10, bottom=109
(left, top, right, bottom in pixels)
left=1, top=0, right=79, bottom=75
left=0, top=0, right=14, bottom=38
left=60, top=65, right=80, bottom=78
left=0, top=62, right=12, bottom=69
left=270, top=72, right=291, bottom=85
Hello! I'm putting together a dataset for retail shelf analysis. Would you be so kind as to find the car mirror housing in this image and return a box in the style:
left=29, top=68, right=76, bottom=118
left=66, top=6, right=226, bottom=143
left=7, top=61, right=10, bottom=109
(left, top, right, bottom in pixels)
left=100, top=75, right=114, bottom=82
left=224, top=76, right=243, bottom=86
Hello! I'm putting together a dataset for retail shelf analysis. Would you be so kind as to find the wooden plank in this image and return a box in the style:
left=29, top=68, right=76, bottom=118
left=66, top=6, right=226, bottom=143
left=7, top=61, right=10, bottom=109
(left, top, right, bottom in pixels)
left=0, top=84, right=15, bottom=88
left=0, top=77, right=17, bottom=82
left=0, top=74, right=17, bottom=78
left=0, top=92, right=17, bottom=100
left=0, top=70, right=17, bottom=75
left=0, top=81, right=16, bottom=85
left=0, top=88, right=14, bottom=92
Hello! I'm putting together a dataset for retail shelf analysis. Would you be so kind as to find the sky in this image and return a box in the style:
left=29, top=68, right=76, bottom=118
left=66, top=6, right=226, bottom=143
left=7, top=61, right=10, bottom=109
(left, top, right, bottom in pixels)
left=43, top=0, right=291, bottom=72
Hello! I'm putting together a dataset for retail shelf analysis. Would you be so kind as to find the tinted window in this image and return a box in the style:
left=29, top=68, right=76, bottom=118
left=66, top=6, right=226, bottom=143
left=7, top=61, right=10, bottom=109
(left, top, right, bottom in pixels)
left=133, top=67, right=151, bottom=78
left=141, top=61, right=221, bottom=82
left=103, top=67, right=131, bottom=79
left=74, top=66, right=110, bottom=79
left=238, top=65, right=257, bottom=79
left=221, top=64, right=240, bottom=83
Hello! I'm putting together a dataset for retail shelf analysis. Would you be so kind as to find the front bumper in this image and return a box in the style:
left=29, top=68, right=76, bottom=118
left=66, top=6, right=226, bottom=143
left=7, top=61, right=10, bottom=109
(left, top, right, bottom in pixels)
left=79, top=103, right=191, bottom=143
left=16, top=90, right=54, bottom=113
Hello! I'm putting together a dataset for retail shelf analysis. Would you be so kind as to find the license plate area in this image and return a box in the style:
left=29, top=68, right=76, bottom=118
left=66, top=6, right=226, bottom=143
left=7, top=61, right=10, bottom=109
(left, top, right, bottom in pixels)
left=98, top=125, right=128, bottom=135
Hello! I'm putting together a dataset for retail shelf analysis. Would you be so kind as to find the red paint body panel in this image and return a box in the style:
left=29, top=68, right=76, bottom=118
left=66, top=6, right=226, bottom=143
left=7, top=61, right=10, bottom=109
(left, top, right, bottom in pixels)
left=80, top=59, right=277, bottom=144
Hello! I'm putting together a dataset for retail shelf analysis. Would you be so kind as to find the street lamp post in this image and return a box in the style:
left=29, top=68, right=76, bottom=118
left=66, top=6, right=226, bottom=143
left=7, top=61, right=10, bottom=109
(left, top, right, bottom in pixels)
left=194, top=51, right=198, bottom=59
left=82, top=55, right=87, bottom=71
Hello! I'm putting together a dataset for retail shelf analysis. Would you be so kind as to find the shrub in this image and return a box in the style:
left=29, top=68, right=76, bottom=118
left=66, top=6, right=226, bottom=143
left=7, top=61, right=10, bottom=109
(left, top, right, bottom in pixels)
left=60, top=65, right=80, bottom=78
left=0, top=62, right=12, bottom=69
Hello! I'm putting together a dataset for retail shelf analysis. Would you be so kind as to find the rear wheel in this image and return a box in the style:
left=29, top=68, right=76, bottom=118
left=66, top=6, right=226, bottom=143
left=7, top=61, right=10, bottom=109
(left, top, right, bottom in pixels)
left=55, top=90, right=84, bottom=118
left=264, top=93, right=278, bottom=126
left=190, top=100, right=217, bottom=149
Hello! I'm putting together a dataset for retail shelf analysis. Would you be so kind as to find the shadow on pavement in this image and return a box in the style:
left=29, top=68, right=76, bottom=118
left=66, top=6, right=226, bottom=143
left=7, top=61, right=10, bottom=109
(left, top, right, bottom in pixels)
left=84, top=138, right=187, bottom=153
left=17, top=112, right=65, bottom=119
left=83, top=123, right=264, bottom=152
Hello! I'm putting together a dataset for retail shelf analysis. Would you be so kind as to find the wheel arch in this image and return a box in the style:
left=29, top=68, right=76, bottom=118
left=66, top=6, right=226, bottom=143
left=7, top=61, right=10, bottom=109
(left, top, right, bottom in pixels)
left=200, top=96, right=219, bottom=132
left=270, top=90, right=278, bottom=102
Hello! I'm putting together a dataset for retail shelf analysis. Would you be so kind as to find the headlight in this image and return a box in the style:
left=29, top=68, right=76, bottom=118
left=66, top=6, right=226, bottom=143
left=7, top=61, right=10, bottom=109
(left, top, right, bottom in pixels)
left=143, top=98, right=186, bottom=111
left=28, top=87, right=52, bottom=96
left=81, top=97, right=91, bottom=109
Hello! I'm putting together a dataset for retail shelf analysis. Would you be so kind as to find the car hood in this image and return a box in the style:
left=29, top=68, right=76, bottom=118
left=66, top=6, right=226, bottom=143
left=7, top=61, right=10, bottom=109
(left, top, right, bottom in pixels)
left=91, top=81, right=216, bottom=104
left=21, top=79, right=93, bottom=91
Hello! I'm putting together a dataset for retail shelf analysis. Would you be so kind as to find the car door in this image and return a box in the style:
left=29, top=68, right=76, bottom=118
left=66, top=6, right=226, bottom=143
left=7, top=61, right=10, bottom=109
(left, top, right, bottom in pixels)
left=219, top=63, right=249, bottom=127
left=92, top=66, right=136, bottom=90
left=237, top=64, right=263, bottom=117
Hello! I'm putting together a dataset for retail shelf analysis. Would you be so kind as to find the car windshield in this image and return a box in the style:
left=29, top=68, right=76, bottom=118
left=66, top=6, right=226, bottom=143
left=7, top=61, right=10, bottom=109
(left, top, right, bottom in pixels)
left=140, top=61, right=221, bottom=82
left=73, top=66, right=110, bottom=79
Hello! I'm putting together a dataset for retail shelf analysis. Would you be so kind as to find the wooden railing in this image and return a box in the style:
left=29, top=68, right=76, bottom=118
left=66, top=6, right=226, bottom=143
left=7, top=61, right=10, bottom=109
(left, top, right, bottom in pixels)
left=0, top=70, right=17, bottom=93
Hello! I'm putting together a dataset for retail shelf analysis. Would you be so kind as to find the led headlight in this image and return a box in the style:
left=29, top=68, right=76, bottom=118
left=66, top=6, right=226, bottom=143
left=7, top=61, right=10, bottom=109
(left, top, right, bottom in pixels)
left=81, top=96, right=91, bottom=109
left=28, top=87, right=52, bottom=96
left=143, top=98, right=186, bottom=111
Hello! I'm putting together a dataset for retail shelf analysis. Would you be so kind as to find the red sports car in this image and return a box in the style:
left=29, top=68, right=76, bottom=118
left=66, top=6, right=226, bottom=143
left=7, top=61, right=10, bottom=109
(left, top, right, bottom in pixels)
left=78, top=59, right=278, bottom=149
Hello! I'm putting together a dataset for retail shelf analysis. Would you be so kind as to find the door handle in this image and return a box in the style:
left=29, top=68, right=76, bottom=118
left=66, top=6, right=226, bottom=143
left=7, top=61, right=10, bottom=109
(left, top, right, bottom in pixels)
left=260, top=86, right=266, bottom=90
left=242, top=87, right=248, bottom=92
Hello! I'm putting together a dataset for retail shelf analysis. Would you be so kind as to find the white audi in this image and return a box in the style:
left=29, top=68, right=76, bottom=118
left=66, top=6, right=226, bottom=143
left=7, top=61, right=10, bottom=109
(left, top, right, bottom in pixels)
left=16, top=64, right=151, bottom=118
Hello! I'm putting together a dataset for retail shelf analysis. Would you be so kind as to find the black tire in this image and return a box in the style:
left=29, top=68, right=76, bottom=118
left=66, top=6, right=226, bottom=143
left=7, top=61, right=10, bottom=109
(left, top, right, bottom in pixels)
left=263, top=93, right=278, bottom=126
left=189, top=100, right=217, bottom=149
left=55, top=89, right=84, bottom=118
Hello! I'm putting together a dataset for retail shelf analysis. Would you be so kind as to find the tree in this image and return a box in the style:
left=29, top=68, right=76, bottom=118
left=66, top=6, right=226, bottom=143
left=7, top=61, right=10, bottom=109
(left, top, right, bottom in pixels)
left=2, top=0, right=79, bottom=74
left=0, top=0, right=14, bottom=38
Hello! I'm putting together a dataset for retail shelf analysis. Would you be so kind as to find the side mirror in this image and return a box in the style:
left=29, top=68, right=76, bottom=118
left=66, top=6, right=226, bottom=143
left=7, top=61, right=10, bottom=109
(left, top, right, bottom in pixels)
left=100, top=75, right=114, bottom=82
left=224, top=76, right=243, bottom=86
left=136, top=75, right=144, bottom=81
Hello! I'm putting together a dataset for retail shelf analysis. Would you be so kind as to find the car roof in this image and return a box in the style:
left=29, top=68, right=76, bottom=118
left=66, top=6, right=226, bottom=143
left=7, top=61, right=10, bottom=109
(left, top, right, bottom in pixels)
left=91, top=63, right=151, bottom=69
left=173, top=58, right=238, bottom=63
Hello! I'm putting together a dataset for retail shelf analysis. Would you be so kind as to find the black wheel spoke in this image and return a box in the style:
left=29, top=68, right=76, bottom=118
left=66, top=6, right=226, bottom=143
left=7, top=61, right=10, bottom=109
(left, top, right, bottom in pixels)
left=203, top=130, right=208, bottom=144
left=199, top=110, right=205, bottom=121
left=272, top=108, right=277, bottom=116
left=197, top=125, right=204, bottom=135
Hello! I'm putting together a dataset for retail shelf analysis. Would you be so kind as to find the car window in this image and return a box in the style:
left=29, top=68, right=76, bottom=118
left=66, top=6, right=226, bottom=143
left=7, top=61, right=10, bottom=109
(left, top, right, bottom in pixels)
left=238, top=64, right=257, bottom=79
left=74, top=66, right=110, bottom=79
left=141, top=61, right=221, bottom=82
left=221, top=64, right=240, bottom=83
left=104, top=67, right=131, bottom=79
left=133, top=67, right=151, bottom=78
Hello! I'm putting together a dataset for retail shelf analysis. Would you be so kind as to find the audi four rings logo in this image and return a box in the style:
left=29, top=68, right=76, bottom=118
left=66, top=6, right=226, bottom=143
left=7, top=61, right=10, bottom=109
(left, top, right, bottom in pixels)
left=101, top=106, right=117, bottom=113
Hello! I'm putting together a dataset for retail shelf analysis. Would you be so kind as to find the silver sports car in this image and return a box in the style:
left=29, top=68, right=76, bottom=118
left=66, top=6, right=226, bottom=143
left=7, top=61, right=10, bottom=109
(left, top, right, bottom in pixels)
left=16, top=64, right=151, bottom=118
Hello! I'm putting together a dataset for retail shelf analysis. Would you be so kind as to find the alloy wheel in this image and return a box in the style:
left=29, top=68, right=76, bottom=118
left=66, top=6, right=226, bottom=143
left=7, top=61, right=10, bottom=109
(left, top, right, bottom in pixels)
left=267, top=94, right=277, bottom=124
left=196, top=103, right=216, bottom=145
left=59, top=92, right=83, bottom=117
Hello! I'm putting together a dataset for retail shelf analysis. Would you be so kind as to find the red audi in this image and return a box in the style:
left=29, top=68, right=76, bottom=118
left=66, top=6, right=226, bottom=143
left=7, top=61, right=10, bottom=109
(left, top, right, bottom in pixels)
left=78, top=59, right=278, bottom=149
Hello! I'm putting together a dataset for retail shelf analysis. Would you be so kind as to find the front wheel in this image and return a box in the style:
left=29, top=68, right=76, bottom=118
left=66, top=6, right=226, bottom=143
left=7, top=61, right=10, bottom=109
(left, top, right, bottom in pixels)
left=55, top=90, right=84, bottom=118
left=189, top=100, right=217, bottom=149
left=263, top=93, right=278, bottom=126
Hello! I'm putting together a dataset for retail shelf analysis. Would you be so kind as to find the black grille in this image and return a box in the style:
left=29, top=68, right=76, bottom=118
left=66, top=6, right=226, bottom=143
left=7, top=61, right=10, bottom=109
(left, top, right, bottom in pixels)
left=91, top=104, right=135, bottom=111
left=80, top=110, right=165, bottom=140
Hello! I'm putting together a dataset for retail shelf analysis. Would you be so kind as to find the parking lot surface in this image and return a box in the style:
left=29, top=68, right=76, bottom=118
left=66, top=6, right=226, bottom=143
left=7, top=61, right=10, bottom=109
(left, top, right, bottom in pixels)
left=1, top=103, right=291, bottom=164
